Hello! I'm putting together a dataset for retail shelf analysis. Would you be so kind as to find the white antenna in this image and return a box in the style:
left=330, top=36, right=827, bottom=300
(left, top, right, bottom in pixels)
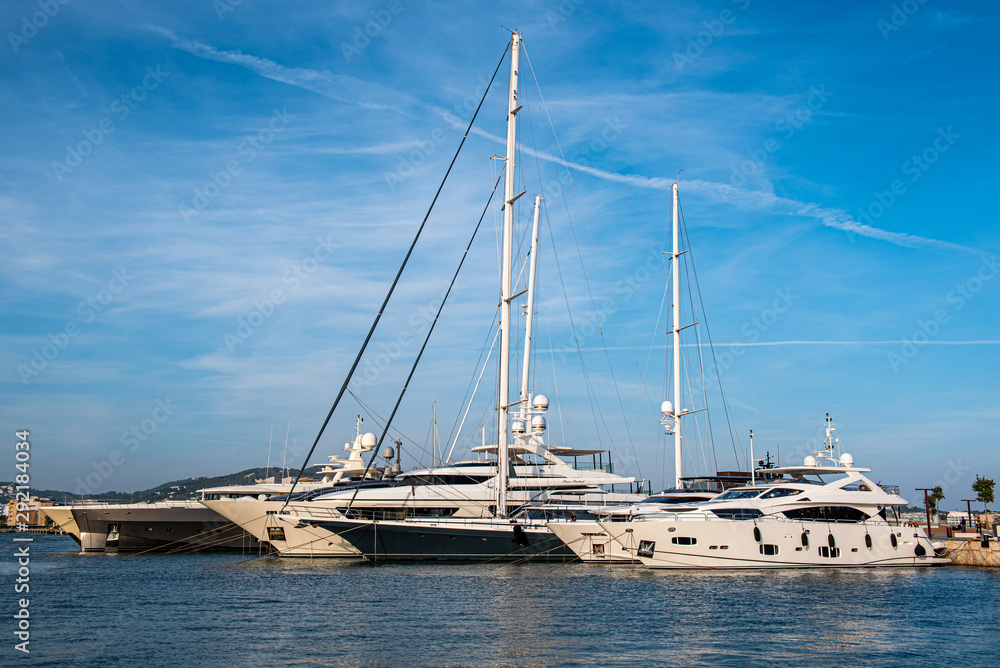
left=749, top=429, right=755, bottom=487
left=281, top=420, right=290, bottom=479
left=265, top=424, right=273, bottom=481
left=432, top=400, right=439, bottom=467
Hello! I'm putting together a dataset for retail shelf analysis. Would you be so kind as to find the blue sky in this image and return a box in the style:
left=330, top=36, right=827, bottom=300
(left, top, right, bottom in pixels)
left=1, top=1, right=996, bottom=509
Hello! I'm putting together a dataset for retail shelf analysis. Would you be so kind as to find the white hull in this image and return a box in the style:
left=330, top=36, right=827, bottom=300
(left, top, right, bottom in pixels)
left=39, top=506, right=82, bottom=543
left=599, top=517, right=948, bottom=568
left=546, top=521, right=636, bottom=563
left=205, top=480, right=641, bottom=558
left=200, top=499, right=359, bottom=558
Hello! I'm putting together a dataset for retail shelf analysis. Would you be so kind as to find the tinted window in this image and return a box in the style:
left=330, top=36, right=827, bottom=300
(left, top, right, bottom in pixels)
left=783, top=506, right=870, bottom=522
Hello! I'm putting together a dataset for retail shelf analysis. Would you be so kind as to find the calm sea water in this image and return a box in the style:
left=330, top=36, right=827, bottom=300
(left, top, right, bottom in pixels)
left=2, top=533, right=997, bottom=667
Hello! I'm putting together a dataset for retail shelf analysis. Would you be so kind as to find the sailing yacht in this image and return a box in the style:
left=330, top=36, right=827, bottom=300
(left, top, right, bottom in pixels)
left=252, top=422, right=641, bottom=557
left=599, top=416, right=949, bottom=568
left=272, top=31, right=642, bottom=561
left=547, top=182, right=747, bottom=563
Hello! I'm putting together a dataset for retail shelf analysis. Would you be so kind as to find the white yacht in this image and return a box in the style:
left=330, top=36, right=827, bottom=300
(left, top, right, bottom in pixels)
left=547, top=486, right=725, bottom=564
left=548, top=181, right=748, bottom=563
left=207, top=400, right=643, bottom=558
left=259, top=31, right=645, bottom=561
left=598, top=416, right=949, bottom=568
left=45, top=420, right=381, bottom=553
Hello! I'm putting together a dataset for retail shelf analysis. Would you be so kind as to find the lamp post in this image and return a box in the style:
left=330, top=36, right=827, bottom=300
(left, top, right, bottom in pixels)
left=962, top=499, right=977, bottom=534
left=916, top=488, right=935, bottom=537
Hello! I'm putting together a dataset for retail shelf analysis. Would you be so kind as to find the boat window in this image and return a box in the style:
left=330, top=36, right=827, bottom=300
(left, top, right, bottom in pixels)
left=759, top=544, right=779, bottom=556
left=818, top=546, right=841, bottom=558
left=401, top=475, right=492, bottom=486
left=523, top=508, right=597, bottom=521
left=339, top=508, right=406, bottom=521
left=841, top=482, right=872, bottom=492
left=716, top=489, right=765, bottom=500
left=710, top=508, right=764, bottom=520
left=760, top=488, right=803, bottom=499
left=642, top=495, right=710, bottom=505
left=670, top=536, right=697, bottom=545
left=782, top=506, right=870, bottom=523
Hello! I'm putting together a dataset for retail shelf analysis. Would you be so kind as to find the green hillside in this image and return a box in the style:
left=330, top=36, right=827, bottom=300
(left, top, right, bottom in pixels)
left=0, top=465, right=326, bottom=504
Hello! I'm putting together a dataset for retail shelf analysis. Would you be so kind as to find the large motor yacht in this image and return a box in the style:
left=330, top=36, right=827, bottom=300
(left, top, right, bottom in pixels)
left=204, top=397, right=643, bottom=558
left=43, top=421, right=381, bottom=553
left=597, top=416, right=948, bottom=568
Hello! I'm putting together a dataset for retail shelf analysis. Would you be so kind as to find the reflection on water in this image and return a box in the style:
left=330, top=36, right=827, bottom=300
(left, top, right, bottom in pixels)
left=9, top=534, right=999, bottom=667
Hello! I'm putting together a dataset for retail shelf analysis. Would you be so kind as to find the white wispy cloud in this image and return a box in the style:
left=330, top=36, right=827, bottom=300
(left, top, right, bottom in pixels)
left=532, top=153, right=981, bottom=255
left=148, top=30, right=982, bottom=256
left=538, top=341, right=1000, bottom=353
left=148, top=26, right=424, bottom=117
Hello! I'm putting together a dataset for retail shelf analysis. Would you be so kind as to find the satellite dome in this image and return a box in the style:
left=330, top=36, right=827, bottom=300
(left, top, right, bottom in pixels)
left=361, top=432, right=377, bottom=448
left=803, top=455, right=817, bottom=467
left=533, top=395, right=549, bottom=412
left=382, top=446, right=395, bottom=460
left=531, top=415, right=546, bottom=433
left=839, top=453, right=854, bottom=467
left=511, top=420, right=526, bottom=434
left=661, top=401, right=674, bottom=416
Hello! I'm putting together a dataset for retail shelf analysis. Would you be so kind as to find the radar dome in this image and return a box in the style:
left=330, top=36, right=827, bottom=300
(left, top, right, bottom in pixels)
left=661, top=400, right=674, bottom=416
left=839, top=453, right=854, bottom=467
left=532, top=395, right=549, bottom=412
left=803, top=455, right=817, bottom=467
left=361, top=432, right=377, bottom=448
left=531, top=415, right=546, bottom=433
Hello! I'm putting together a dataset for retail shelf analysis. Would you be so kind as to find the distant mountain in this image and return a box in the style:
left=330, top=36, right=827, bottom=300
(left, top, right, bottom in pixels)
left=0, top=466, right=326, bottom=504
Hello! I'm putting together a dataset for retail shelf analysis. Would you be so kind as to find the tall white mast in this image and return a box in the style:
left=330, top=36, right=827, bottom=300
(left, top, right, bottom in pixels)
left=498, top=31, right=522, bottom=518
left=519, top=195, right=541, bottom=404
left=671, top=182, right=682, bottom=489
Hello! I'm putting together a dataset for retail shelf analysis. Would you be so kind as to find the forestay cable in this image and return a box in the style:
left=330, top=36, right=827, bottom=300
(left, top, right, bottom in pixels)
left=282, top=44, right=509, bottom=507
